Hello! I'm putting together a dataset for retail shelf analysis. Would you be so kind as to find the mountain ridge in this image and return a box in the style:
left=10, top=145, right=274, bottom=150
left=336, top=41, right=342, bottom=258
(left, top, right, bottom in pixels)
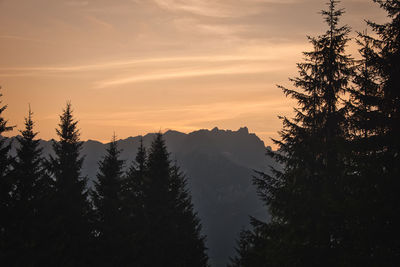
left=6, top=127, right=276, bottom=267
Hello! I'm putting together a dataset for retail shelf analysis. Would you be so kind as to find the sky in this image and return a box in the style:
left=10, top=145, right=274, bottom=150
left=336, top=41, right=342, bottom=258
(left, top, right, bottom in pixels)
left=0, top=0, right=388, bottom=147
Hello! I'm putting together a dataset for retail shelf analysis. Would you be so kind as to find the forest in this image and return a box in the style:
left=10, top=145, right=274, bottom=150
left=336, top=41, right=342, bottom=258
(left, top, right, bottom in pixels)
left=0, top=0, right=399, bottom=266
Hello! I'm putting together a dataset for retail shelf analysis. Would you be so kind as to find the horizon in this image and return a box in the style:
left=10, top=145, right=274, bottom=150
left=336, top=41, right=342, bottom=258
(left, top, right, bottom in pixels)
left=6, top=125, right=273, bottom=147
left=0, top=0, right=388, bottom=149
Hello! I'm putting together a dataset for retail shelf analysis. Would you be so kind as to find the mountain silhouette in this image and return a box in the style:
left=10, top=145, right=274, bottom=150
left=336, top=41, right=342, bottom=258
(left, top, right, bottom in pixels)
left=8, top=127, right=276, bottom=266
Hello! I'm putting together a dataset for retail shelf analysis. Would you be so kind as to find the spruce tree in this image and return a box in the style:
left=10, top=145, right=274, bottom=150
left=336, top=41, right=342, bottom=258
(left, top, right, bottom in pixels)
left=349, top=0, right=400, bottom=264
left=141, top=133, right=208, bottom=267
left=231, top=1, right=354, bottom=266
left=47, top=102, right=92, bottom=266
left=121, top=137, right=147, bottom=264
left=0, top=87, right=14, bottom=263
left=92, top=135, right=125, bottom=266
left=8, top=107, right=51, bottom=265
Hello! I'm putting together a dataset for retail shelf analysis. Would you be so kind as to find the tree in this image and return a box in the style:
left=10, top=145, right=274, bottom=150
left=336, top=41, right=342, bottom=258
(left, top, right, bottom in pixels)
left=120, top=137, right=147, bottom=264
left=348, top=0, right=400, bottom=264
left=46, top=102, right=92, bottom=266
left=140, top=133, right=208, bottom=266
left=0, top=87, right=14, bottom=263
left=92, top=135, right=125, bottom=266
left=231, top=1, right=354, bottom=266
left=7, top=107, right=52, bottom=265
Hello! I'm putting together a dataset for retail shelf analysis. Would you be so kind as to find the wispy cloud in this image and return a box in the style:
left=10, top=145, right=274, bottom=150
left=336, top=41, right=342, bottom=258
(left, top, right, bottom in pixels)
left=65, top=0, right=89, bottom=7
left=84, top=15, right=114, bottom=30
left=94, top=63, right=283, bottom=88
left=153, top=0, right=271, bottom=18
left=0, top=54, right=281, bottom=75
left=0, top=35, right=46, bottom=43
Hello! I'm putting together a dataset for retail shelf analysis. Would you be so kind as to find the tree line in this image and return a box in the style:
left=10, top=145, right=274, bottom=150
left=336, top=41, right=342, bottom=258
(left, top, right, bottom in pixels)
left=1, top=0, right=399, bottom=266
left=230, top=0, right=400, bottom=266
left=0, top=101, right=208, bottom=266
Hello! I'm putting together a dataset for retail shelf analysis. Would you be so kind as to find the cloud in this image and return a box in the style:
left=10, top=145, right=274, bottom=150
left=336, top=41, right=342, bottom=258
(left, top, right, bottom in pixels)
left=0, top=54, right=285, bottom=75
left=65, top=0, right=89, bottom=7
left=84, top=15, right=113, bottom=30
left=0, top=35, right=46, bottom=43
left=94, top=64, right=270, bottom=88
left=152, top=0, right=274, bottom=18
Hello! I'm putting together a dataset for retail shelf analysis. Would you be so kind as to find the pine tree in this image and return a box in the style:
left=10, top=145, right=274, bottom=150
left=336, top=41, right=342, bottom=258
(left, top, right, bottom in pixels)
left=47, top=102, right=92, bottom=266
left=92, top=135, right=125, bottom=266
left=348, top=0, right=400, bottom=264
left=123, top=137, right=147, bottom=213
left=7, top=107, right=52, bottom=265
left=169, top=161, right=209, bottom=267
left=121, top=137, right=147, bottom=264
left=141, top=133, right=208, bottom=266
left=0, top=87, right=14, bottom=263
left=231, top=1, right=354, bottom=266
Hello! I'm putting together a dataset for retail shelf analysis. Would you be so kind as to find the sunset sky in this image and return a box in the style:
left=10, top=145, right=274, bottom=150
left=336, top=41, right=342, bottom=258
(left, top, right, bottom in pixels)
left=1, top=0, right=387, bottom=147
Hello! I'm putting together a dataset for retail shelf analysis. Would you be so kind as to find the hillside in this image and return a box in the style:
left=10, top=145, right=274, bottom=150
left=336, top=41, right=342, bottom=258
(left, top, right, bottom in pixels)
left=9, top=127, right=277, bottom=266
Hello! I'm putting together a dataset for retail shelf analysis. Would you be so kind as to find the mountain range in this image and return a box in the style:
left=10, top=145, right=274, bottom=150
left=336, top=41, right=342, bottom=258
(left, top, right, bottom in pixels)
left=8, top=127, right=277, bottom=267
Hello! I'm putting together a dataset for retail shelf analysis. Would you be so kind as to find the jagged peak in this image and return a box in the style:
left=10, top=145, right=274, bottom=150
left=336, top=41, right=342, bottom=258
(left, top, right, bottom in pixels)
left=237, top=126, right=249, bottom=134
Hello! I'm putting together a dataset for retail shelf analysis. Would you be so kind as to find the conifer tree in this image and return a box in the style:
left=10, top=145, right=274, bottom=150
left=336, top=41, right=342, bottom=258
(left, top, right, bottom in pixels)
left=0, top=87, right=14, bottom=263
left=121, top=137, right=147, bottom=263
left=231, top=1, right=354, bottom=266
left=123, top=137, right=146, bottom=212
left=47, top=102, right=92, bottom=266
left=92, top=135, right=125, bottom=266
left=348, top=0, right=400, bottom=264
left=141, top=133, right=208, bottom=267
left=7, top=107, right=51, bottom=265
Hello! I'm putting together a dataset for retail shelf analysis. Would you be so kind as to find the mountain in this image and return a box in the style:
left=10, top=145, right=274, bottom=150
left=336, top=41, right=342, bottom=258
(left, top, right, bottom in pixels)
left=8, top=127, right=277, bottom=267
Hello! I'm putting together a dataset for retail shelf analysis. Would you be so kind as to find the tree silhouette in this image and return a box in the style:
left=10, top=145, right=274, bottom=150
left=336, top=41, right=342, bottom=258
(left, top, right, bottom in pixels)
left=348, top=0, right=400, bottom=264
left=46, top=102, right=92, bottom=266
left=120, top=137, right=147, bottom=264
left=0, top=87, right=14, bottom=264
left=231, top=1, right=354, bottom=266
left=92, top=135, right=126, bottom=266
left=138, top=133, right=208, bottom=266
left=7, top=107, right=52, bottom=265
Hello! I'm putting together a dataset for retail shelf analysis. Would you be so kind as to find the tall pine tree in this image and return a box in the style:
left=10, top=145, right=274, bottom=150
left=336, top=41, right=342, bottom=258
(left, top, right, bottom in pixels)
left=231, top=1, right=354, bottom=266
left=0, top=87, right=14, bottom=263
left=120, top=137, right=147, bottom=264
left=349, top=0, right=400, bottom=264
left=47, top=102, right=92, bottom=266
left=140, top=133, right=208, bottom=267
left=7, top=107, right=51, bottom=266
left=92, top=135, right=126, bottom=266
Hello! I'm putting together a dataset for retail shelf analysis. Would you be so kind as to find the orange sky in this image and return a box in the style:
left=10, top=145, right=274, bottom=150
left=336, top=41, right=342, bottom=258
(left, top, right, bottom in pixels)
left=0, top=0, right=387, bottom=147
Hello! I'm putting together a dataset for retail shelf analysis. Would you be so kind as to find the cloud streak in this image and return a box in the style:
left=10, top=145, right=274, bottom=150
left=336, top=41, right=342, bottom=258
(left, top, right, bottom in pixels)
left=94, top=63, right=284, bottom=88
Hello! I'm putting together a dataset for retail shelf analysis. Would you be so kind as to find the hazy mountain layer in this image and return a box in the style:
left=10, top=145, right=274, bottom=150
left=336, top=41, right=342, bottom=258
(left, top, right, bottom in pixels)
left=9, top=127, right=276, bottom=266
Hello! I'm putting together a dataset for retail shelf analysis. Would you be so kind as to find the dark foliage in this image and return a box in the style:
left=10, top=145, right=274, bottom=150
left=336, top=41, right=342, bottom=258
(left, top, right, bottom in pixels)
left=91, top=135, right=126, bottom=266
left=46, top=103, right=93, bottom=266
left=0, top=87, right=14, bottom=264
left=130, top=133, right=209, bottom=267
left=347, top=0, right=400, bottom=264
left=120, top=137, right=147, bottom=263
left=230, top=1, right=355, bottom=266
left=6, top=108, right=52, bottom=266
